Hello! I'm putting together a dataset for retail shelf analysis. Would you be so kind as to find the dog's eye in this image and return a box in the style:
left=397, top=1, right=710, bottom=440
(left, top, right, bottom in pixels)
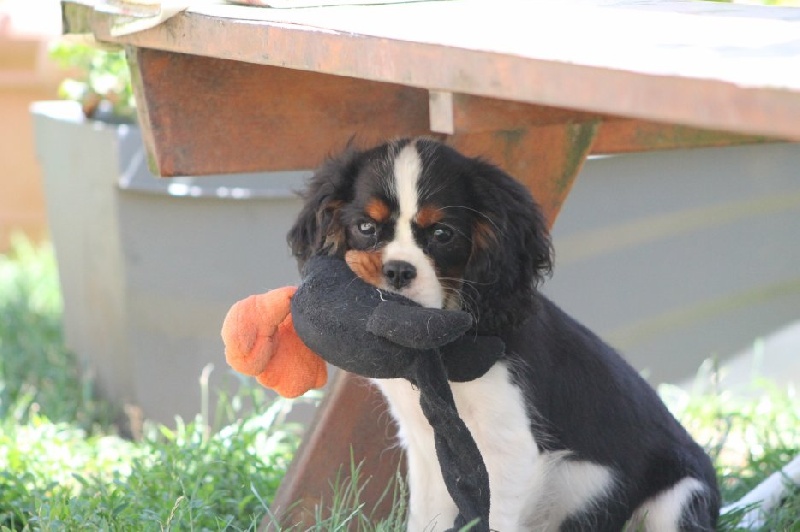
left=357, top=221, right=377, bottom=236
left=431, top=226, right=454, bottom=244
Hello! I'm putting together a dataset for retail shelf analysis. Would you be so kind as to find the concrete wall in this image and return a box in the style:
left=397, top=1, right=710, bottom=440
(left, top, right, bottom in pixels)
left=543, top=143, right=800, bottom=385
left=33, top=101, right=313, bottom=428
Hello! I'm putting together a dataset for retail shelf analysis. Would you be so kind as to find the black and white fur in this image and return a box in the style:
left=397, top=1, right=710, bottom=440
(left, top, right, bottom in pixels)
left=288, top=138, right=720, bottom=531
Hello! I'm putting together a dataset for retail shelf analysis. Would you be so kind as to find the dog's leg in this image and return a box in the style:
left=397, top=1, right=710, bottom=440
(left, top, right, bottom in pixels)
left=542, top=458, right=619, bottom=532
left=627, top=477, right=715, bottom=532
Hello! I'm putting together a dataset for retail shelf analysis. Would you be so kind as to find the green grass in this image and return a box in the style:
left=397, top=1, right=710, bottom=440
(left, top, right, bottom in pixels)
left=0, top=237, right=798, bottom=530
left=661, top=365, right=800, bottom=531
left=0, top=236, right=110, bottom=431
left=0, top=237, right=302, bottom=530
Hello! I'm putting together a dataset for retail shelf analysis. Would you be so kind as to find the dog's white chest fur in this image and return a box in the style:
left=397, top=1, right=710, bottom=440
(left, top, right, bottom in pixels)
left=376, top=362, right=614, bottom=531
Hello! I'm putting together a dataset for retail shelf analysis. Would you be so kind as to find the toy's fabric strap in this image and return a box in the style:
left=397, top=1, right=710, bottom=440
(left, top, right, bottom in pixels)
left=292, top=255, right=499, bottom=530
left=415, top=353, right=491, bottom=531
left=440, top=335, right=505, bottom=383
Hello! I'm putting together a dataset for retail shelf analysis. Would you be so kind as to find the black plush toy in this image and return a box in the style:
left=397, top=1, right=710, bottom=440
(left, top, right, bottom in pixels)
left=222, top=255, right=504, bottom=531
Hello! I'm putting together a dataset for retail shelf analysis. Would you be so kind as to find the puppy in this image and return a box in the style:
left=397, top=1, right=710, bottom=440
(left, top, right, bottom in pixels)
left=288, top=137, right=720, bottom=531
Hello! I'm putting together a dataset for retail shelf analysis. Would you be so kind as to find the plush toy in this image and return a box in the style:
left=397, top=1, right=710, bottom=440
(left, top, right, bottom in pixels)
left=221, top=285, right=327, bottom=399
left=221, top=254, right=506, bottom=532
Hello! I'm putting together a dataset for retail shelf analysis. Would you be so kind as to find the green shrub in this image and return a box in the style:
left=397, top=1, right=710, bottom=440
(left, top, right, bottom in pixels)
left=49, top=39, right=136, bottom=123
left=0, top=236, right=111, bottom=429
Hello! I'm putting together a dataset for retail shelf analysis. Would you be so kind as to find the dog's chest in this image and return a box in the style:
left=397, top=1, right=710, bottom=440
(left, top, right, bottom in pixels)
left=375, top=362, right=543, bottom=529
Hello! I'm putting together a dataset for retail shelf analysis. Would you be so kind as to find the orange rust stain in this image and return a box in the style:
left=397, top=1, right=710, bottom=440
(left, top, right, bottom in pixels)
left=415, top=205, right=444, bottom=228
left=365, top=198, right=391, bottom=223
left=345, top=250, right=383, bottom=287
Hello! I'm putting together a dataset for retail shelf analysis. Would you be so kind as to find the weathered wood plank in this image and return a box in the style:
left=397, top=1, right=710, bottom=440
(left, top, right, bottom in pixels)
left=429, top=93, right=773, bottom=156
left=449, top=123, right=600, bottom=229
left=127, top=48, right=431, bottom=176
left=64, top=0, right=800, bottom=140
left=128, top=49, right=772, bottom=178
left=429, top=92, right=604, bottom=135
left=594, top=120, right=774, bottom=154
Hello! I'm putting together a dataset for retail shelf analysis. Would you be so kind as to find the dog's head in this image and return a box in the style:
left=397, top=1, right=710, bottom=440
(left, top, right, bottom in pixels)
left=288, top=137, right=552, bottom=333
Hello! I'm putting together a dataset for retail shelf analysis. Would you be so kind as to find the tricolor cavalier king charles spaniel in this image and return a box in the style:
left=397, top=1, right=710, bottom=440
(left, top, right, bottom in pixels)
left=288, top=138, right=719, bottom=531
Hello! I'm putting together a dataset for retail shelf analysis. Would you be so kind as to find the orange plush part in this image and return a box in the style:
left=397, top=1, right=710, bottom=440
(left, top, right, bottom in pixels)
left=255, top=312, right=328, bottom=398
left=222, top=286, right=296, bottom=376
left=221, top=286, right=327, bottom=398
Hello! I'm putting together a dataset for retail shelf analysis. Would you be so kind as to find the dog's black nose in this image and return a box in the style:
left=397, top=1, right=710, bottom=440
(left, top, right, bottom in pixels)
left=382, top=260, right=417, bottom=289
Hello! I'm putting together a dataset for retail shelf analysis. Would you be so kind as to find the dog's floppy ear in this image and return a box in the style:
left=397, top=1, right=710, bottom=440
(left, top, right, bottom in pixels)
left=464, top=159, right=553, bottom=333
left=287, top=149, right=361, bottom=267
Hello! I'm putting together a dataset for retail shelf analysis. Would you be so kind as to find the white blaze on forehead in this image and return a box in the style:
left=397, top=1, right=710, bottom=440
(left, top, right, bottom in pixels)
left=384, top=142, right=443, bottom=308
left=391, top=144, right=421, bottom=246
left=393, top=144, right=422, bottom=220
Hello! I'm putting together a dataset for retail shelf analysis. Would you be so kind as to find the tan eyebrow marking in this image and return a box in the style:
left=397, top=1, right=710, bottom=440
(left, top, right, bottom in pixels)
left=365, top=198, right=391, bottom=223
left=415, top=205, right=444, bottom=228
